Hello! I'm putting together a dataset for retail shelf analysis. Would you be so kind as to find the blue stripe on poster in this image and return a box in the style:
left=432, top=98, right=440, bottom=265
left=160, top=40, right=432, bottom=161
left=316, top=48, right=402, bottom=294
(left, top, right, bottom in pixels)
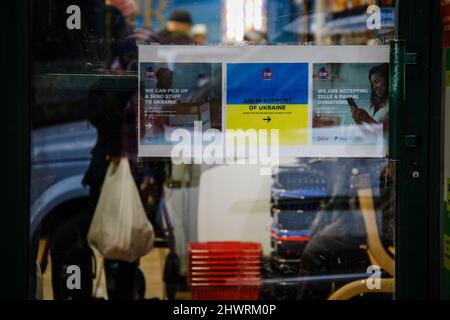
left=227, top=63, right=309, bottom=105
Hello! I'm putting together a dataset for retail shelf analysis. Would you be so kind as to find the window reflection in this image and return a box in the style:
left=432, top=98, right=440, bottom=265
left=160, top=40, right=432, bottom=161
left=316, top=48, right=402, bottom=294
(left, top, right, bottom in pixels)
left=30, top=0, right=396, bottom=300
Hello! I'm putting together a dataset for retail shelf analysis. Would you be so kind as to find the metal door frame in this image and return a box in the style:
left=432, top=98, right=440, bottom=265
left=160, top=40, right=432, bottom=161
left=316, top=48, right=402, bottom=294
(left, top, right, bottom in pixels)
left=0, top=0, right=444, bottom=299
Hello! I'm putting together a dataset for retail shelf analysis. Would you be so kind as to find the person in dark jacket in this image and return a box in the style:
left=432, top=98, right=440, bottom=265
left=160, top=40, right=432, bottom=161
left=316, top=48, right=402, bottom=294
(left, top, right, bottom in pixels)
left=296, top=158, right=395, bottom=300
left=143, top=10, right=195, bottom=238
left=83, top=31, right=150, bottom=300
left=150, top=10, right=194, bottom=45
left=83, top=89, right=141, bottom=300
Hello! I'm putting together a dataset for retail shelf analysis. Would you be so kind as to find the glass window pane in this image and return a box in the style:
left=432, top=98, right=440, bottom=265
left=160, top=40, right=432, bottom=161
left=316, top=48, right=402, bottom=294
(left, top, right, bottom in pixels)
left=30, top=0, right=396, bottom=300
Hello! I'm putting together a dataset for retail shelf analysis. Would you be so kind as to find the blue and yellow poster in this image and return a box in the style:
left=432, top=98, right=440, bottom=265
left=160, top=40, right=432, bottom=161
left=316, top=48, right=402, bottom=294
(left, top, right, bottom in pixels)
left=226, top=63, right=309, bottom=146
left=312, top=63, right=389, bottom=147
left=138, top=45, right=390, bottom=158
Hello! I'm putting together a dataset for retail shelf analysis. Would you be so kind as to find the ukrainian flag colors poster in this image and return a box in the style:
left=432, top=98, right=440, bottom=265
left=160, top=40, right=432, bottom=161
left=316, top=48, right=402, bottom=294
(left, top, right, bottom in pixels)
left=226, top=63, right=309, bottom=146
left=138, top=45, right=390, bottom=158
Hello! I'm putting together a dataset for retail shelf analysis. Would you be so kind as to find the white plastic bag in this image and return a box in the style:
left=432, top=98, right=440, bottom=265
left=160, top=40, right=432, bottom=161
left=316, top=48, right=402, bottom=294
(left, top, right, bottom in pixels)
left=88, top=158, right=154, bottom=263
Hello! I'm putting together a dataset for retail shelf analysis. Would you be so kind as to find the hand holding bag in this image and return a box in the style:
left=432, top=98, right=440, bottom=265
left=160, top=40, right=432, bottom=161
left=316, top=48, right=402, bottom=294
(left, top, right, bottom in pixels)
left=88, top=158, right=154, bottom=263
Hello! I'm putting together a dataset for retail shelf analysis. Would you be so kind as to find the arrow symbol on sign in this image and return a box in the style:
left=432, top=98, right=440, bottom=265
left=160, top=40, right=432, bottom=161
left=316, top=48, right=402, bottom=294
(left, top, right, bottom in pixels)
left=263, top=116, right=271, bottom=123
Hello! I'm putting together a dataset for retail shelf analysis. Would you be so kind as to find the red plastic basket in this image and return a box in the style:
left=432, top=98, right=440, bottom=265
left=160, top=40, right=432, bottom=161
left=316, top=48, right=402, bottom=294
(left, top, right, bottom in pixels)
left=191, top=286, right=260, bottom=300
left=190, top=270, right=260, bottom=276
left=189, top=260, right=260, bottom=266
left=188, top=242, right=262, bottom=253
left=188, top=242, right=262, bottom=300
left=189, top=277, right=261, bottom=284
left=190, top=253, right=261, bottom=260
left=190, top=265, right=260, bottom=271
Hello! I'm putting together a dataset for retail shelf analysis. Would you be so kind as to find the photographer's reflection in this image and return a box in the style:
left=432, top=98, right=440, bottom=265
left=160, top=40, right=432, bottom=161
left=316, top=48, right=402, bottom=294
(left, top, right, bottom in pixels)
left=297, top=159, right=394, bottom=300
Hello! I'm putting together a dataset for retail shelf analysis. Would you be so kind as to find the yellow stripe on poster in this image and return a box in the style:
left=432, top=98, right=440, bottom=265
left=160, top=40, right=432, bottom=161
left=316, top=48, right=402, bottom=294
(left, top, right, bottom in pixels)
left=226, top=104, right=309, bottom=146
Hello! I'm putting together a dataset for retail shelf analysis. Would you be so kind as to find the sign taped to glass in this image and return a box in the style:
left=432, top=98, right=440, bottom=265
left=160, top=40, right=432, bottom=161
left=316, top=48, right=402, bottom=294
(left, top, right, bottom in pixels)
left=138, top=45, right=389, bottom=159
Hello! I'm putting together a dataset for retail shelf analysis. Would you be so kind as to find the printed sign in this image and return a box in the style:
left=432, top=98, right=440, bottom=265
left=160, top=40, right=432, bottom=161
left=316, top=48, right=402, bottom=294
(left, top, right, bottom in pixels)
left=140, top=62, right=221, bottom=151
left=138, top=45, right=389, bottom=158
left=312, top=63, right=388, bottom=147
left=226, top=63, right=309, bottom=147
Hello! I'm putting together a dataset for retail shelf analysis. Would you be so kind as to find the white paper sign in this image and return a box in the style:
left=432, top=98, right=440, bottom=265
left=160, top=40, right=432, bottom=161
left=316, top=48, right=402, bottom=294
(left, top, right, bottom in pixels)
left=138, top=45, right=389, bottom=159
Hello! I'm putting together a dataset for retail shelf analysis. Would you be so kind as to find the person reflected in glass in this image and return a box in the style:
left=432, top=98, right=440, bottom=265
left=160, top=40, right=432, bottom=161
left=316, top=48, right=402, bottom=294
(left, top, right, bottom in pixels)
left=188, top=73, right=210, bottom=104
left=190, top=24, right=208, bottom=45
left=84, top=31, right=154, bottom=300
left=150, top=10, right=194, bottom=45
left=296, top=158, right=395, bottom=300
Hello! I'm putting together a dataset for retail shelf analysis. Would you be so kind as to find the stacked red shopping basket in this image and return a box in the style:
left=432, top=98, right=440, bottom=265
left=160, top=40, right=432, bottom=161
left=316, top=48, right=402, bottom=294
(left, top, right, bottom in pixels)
left=188, top=242, right=262, bottom=300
